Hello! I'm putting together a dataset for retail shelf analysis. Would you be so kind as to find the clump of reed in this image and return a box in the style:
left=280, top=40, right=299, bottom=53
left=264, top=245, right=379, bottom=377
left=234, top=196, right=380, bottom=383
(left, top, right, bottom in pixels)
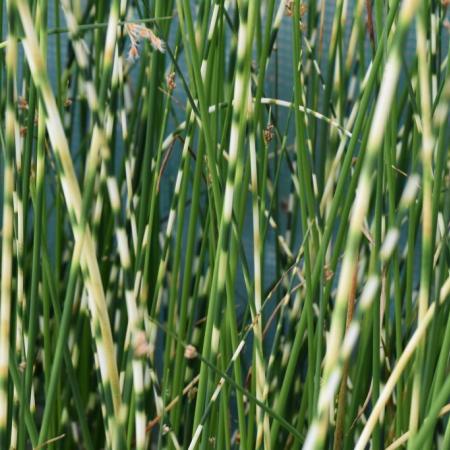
left=0, top=1, right=449, bottom=449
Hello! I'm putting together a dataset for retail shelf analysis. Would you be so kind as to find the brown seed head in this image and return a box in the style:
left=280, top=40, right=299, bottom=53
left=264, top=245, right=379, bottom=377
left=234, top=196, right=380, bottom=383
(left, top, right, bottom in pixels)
left=263, top=123, right=274, bottom=144
left=285, top=1, right=308, bottom=17
left=18, top=97, right=29, bottom=110
left=324, top=266, right=334, bottom=282
left=167, top=72, right=176, bottom=91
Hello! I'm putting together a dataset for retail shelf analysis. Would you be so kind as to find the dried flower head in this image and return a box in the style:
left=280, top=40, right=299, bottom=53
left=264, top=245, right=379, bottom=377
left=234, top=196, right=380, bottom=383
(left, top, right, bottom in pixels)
left=285, top=0, right=293, bottom=16
left=263, top=123, right=274, bottom=144
left=127, top=44, right=140, bottom=62
left=18, top=97, right=29, bottom=110
left=324, top=265, right=334, bottom=282
left=64, top=98, right=73, bottom=108
left=166, top=71, right=176, bottom=91
left=125, top=22, right=166, bottom=61
left=285, top=1, right=308, bottom=17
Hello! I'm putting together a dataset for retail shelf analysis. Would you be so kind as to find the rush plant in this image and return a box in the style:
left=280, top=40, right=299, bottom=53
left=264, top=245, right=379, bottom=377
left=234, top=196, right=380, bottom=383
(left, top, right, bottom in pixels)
left=0, top=0, right=449, bottom=449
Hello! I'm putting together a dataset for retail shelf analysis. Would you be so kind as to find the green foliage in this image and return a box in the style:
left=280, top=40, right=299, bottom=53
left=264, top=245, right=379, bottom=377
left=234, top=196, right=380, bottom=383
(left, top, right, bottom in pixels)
left=0, top=0, right=449, bottom=449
